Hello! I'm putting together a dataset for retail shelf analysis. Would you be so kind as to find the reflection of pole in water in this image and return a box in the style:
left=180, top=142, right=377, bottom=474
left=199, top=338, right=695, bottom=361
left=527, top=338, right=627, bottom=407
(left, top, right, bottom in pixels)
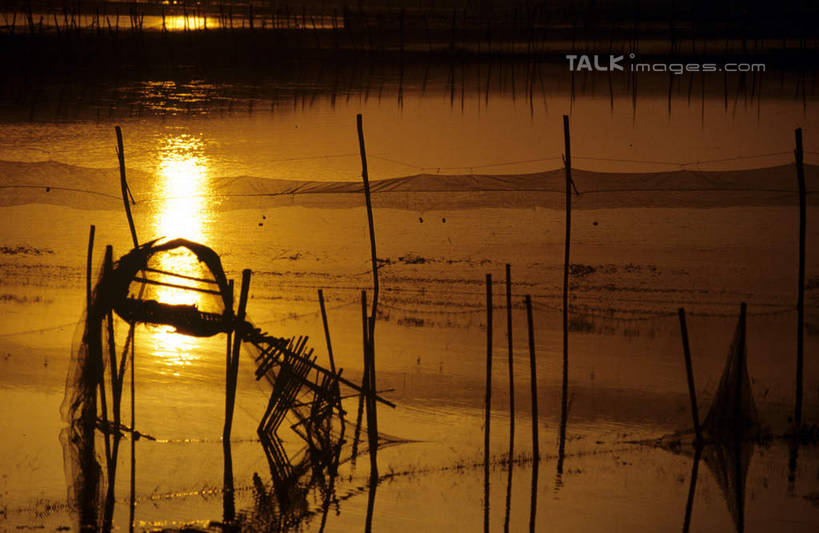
left=682, top=444, right=702, bottom=533
left=787, top=439, right=798, bottom=494
left=365, top=477, right=378, bottom=533
left=735, top=440, right=744, bottom=533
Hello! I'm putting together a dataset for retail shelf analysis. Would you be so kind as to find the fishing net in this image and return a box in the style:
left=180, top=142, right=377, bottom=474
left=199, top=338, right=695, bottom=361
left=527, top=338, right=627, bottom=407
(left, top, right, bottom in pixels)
left=702, top=306, right=759, bottom=440
left=59, top=238, right=235, bottom=530
left=59, top=249, right=116, bottom=531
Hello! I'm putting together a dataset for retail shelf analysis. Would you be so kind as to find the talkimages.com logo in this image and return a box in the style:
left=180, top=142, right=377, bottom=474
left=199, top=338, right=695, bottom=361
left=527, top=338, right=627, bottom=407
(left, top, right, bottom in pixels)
left=566, top=54, right=766, bottom=75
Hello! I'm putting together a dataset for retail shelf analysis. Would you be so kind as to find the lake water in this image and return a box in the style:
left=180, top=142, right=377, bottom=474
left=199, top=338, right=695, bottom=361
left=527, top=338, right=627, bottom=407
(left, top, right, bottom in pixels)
left=1, top=62, right=818, bottom=531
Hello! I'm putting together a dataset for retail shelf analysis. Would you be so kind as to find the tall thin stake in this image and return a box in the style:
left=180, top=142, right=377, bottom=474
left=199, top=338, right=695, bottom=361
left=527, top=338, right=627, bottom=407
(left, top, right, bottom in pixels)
left=227, top=271, right=250, bottom=437
left=352, top=290, right=368, bottom=464
left=224, top=271, right=250, bottom=524
left=505, top=264, right=515, bottom=457
left=357, top=114, right=379, bottom=322
left=678, top=308, right=702, bottom=444
left=86, top=225, right=95, bottom=311
left=361, top=290, right=379, bottom=478
left=128, top=324, right=135, bottom=533
left=503, top=264, right=514, bottom=533
left=526, top=295, right=539, bottom=533
left=357, top=114, right=380, bottom=477
left=115, top=126, right=139, bottom=249
left=484, top=273, right=493, bottom=533
left=318, top=289, right=337, bottom=375
left=558, top=114, right=572, bottom=469
left=525, top=295, right=539, bottom=459
left=222, top=279, right=233, bottom=520
left=794, top=127, right=806, bottom=428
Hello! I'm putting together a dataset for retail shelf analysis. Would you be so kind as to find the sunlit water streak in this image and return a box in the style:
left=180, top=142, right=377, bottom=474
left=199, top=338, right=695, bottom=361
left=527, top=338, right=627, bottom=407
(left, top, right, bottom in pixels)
left=145, top=134, right=215, bottom=378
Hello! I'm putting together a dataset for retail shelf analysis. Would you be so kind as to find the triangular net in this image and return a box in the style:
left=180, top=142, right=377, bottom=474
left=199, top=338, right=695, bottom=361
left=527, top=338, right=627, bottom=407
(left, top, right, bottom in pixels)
left=703, top=305, right=759, bottom=440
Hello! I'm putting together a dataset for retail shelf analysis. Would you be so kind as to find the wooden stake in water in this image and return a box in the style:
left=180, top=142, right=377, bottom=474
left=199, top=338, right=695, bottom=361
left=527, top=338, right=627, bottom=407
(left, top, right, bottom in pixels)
left=503, top=264, right=514, bottom=533
left=128, top=322, right=135, bottom=533
left=794, top=127, right=806, bottom=428
left=115, top=126, right=139, bottom=249
left=361, top=290, right=379, bottom=479
left=352, top=291, right=368, bottom=464
left=356, top=113, right=379, bottom=322
left=318, top=289, right=337, bottom=375
left=525, top=295, right=539, bottom=459
left=525, top=295, right=539, bottom=533
left=484, top=273, right=493, bottom=533
left=357, top=113, right=380, bottom=477
left=229, top=272, right=251, bottom=429
left=86, top=225, right=95, bottom=312
left=224, top=270, right=250, bottom=523
left=678, top=308, right=702, bottom=444
left=505, top=264, right=515, bottom=458
left=558, top=114, right=572, bottom=467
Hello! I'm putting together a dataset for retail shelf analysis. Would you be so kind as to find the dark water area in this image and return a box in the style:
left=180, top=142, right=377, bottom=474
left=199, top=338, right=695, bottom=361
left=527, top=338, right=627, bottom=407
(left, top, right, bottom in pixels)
left=2, top=4, right=819, bottom=531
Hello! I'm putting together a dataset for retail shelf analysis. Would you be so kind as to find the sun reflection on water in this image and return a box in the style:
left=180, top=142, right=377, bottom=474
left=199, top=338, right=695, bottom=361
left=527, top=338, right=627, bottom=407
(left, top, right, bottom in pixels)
left=154, top=133, right=211, bottom=243
left=147, top=133, right=215, bottom=377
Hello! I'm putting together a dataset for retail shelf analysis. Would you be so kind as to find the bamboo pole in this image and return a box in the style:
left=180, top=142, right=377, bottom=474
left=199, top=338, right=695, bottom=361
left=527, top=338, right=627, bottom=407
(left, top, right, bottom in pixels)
left=357, top=113, right=379, bottom=325
left=526, top=294, right=539, bottom=533
left=318, top=289, right=336, bottom=375
left=318, top=287, right=345, bottom=445
left=95, top=242, right=112, bottom=468
left=503, top=264, right=514, bottom=533
left=221, top=277, right=233, bottom=513
left=363, top=290, right=378, bottom=479
left=357, top=113, right=380, bottom=475
left=736, top=303, right=747, bottom=427
left=794, top=127, right=806, bottom=428
left=86, top=225, right=95, bottom=312
left=102, top=246, right=119, bottom=533
left=505, top=264, right=515, bottom=457
left=128, top=322, right=135, bottom=533
left=352, top=290, right=368, bottom=464
left=224, top=271, right=250, bottom=524
left=525, top=295, right=539, bottom=459
left=558, top=114, right=572, bottom=468
left=678, top=308, right=702, bottom=444
left=115, top=126, right=139, bottom=249
left=228, top=271, right=251, bottom=435
left=484, top=272, right=493, bottom=533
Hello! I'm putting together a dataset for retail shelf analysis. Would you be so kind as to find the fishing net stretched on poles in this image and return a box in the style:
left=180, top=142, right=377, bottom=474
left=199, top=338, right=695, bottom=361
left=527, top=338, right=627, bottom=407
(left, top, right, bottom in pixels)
left=702, top=305, right=760, bottom=440
left=59, top=248, right=117, bottom=531
left=59, top=238, right=235, bottom=530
